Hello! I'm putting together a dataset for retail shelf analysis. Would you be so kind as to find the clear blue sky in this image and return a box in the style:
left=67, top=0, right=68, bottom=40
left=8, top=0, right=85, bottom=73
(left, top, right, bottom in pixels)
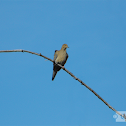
left=0, top=0, right=126, bottom=125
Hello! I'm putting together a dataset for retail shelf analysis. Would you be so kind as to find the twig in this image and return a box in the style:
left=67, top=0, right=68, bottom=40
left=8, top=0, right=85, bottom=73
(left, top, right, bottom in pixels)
left=0, top=49, right=125, bottom=120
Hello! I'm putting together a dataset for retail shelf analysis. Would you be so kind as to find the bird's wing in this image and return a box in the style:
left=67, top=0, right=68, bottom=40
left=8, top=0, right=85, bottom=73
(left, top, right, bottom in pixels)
left=63, top=52, right=69, bottom=65
left=52, top=50, right=60, bottom=80
left=53, top=50, right=58, bottom=61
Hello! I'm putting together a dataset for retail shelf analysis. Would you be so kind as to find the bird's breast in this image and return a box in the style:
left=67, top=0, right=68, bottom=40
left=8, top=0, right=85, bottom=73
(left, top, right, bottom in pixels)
left=55, top=52, right=67, bottom=65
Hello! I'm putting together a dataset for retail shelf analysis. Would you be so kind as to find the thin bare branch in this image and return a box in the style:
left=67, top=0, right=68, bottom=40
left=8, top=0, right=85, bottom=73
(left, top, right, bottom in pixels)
left=0, top=49, right=125, bottom=120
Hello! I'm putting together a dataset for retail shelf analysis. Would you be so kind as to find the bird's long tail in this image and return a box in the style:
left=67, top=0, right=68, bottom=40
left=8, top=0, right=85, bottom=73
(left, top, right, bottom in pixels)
left=52, top=70, right=57, bottom=81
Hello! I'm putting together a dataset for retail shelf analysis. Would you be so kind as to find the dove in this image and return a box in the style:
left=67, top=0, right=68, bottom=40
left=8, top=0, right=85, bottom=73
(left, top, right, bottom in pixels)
left=52, top=44, right=69, bottom=81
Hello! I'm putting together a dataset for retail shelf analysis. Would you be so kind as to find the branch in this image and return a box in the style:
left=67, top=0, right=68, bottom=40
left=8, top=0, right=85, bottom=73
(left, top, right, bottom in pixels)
left=0, top=49, right=125, bottom=120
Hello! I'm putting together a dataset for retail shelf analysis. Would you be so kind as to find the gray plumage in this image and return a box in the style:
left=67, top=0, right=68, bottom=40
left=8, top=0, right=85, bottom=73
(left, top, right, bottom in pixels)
left=52, top=44, right=69, bottom=81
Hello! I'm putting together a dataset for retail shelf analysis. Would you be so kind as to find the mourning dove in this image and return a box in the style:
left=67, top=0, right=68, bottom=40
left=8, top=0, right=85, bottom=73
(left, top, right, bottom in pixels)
left=52, top=44, right=69, bottom=81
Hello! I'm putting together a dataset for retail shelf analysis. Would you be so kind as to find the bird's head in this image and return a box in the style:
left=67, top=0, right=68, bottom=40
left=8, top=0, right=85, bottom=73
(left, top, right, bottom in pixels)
left=61, top=44, right=69, bottom=50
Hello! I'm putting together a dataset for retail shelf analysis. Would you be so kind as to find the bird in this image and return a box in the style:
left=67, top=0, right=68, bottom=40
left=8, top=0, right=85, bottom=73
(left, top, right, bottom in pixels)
left=52, top=44, right=69, bottom=81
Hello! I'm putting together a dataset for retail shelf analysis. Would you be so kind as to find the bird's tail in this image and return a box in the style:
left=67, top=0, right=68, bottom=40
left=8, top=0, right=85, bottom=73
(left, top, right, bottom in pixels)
left=52, top=70, right=57, bottom=81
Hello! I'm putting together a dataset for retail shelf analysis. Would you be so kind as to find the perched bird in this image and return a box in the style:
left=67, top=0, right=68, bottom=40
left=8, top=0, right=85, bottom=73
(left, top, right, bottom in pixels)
left=52, top=44, right=69, bottom=81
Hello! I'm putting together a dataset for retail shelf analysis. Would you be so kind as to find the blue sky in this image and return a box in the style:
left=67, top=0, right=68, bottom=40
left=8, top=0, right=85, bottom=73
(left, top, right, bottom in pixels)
left=0, top=0, right=126, bottom=125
